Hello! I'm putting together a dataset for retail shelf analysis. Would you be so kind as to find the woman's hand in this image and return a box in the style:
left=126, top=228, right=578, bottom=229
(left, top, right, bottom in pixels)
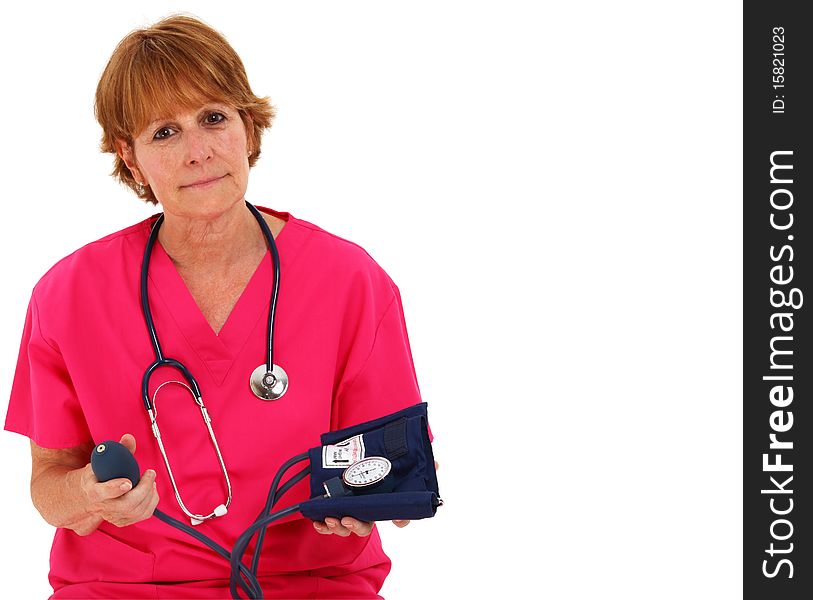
left=313, top=516, right=374, bottom=537
left=312, top=460, right=439, bottom=536
left=80, top=433, right=160, bottom=528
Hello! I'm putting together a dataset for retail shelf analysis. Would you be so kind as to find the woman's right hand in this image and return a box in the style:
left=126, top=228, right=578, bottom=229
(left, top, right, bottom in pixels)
left=79, top=433, right=160, bottom=527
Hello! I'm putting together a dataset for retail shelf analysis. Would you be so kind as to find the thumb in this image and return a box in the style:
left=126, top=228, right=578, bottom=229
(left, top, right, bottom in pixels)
left=119, top=433, right=136, bottom=455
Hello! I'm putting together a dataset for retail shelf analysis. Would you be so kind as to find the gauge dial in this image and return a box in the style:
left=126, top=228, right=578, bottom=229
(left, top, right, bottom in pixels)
left=342, top=456, right=392, bottom=488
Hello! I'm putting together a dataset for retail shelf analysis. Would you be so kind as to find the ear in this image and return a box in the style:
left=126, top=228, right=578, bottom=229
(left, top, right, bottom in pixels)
left=115, top=139, right=142, bottom=180
left=241, top=112, right=255, bottom=155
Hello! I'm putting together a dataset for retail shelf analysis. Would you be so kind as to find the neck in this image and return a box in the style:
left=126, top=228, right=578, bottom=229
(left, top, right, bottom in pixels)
left=157, top=201, right=267, bottom=273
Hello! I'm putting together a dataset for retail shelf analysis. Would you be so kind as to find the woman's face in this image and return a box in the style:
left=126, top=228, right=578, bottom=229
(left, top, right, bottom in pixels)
left=116, top=101, right=252, bottom=219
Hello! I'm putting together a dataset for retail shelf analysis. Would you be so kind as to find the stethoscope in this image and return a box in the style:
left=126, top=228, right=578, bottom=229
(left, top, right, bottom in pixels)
left=140, top=200, right=289, bottom=525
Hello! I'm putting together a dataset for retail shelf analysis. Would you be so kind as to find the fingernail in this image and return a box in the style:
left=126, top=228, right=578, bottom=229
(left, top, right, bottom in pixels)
left=344, top=521, right=353, bottom=529
left=327, top=521, right=336, bottom=528
left=120, top=482, right=132, bottom=492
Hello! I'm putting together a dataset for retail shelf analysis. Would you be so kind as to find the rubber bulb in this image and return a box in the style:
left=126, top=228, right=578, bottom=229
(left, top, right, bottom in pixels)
left=90, top=440, right=141, bottom=488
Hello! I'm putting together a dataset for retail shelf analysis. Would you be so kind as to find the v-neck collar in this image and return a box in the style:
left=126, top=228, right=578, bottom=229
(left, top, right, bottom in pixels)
left=142, top=205, right=301, bottom=386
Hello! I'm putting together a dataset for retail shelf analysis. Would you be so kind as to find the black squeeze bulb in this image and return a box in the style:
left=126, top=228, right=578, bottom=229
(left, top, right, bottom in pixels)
left=90, top=440, right=141, bottom=488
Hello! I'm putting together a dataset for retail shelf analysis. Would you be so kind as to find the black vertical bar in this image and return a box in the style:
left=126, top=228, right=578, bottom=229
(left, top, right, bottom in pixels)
left=744, top=3, right=811, bottom=598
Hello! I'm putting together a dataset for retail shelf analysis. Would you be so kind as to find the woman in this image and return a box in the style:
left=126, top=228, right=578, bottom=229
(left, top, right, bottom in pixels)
left=4, top=14, right=434, bottom=599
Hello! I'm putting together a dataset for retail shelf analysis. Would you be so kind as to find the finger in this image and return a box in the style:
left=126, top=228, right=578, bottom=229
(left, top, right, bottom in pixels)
left=134, top=481, right=160, bottom=519
left=341, top=517, right=373, bottom=537
left=143, top=485, right=160, bottom=519
left=97, top=476, right=136, bottom=502
left=85, top=478, right=127, bottom=506
left=136, top=470, right=157, bottom=494
left=435, top=460, right=439, bottom=471
left=131, top=481, right=157, bottom=515
left=119, top=470, right=156, bottom=504
left=313, top=521, right=331, bottom=534
left=325, top=517, right=351, bottom=537
left=392, top=519, right=411, bottom=528
left=119, top=433, right=136, bottom=455
left=315, top=519, right=338, bottom=535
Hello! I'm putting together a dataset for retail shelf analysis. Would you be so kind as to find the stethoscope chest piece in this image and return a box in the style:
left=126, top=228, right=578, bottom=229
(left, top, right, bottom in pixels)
left=250, top=363, right=289, bottom=400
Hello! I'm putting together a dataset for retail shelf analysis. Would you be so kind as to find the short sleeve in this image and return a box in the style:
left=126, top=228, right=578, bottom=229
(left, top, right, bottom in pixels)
left=3, top=292, right=92, bottom=448
left=332, top=283, right=434, bottom=442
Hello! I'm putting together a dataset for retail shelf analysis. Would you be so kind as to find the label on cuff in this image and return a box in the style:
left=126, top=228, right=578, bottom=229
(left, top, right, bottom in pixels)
left=322, top=434, right=365, bottom=468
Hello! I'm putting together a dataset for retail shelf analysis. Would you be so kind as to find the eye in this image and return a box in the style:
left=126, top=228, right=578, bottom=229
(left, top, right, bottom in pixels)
left=153, top=127, right=173, bottom=141
left=150, top=112, right=225, bottom=141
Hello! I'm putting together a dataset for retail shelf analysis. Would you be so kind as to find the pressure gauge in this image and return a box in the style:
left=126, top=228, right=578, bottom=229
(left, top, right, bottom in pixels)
left=342, top=456, right=392, bottom=488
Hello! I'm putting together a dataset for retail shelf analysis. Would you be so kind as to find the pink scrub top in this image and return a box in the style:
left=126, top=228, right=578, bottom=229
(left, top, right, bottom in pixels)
left=4, top=206, right=433, bottom=599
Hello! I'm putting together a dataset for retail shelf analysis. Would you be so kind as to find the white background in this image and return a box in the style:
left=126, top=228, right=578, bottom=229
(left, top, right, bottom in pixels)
left=0, top=1, right=742, bottom=598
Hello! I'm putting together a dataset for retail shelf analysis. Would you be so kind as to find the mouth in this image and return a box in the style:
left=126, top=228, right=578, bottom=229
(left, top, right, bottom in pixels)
left=183, top=174, right=227, bottom=189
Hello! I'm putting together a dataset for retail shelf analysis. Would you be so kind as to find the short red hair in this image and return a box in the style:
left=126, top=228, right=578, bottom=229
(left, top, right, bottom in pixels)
left=94, top=14, right=276, bottom=205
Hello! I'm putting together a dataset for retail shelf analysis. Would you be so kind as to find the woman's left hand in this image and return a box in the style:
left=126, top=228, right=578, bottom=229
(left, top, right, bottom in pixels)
left=312, top=460, right=439, bottom=536
left=313, top=516, right=374, bottom=537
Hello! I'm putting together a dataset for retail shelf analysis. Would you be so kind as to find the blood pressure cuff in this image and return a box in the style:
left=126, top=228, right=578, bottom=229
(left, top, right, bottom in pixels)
left=299, top=402, right=441, bottom=523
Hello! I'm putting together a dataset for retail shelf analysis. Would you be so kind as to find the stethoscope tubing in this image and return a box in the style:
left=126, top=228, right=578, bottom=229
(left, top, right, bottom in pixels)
left=232, top=454, right=311, bottom=598
left=248, top=455, right=311, bottom=575
left=151, top=453, right=311, bottom=600
left=138, top=201, right=284, bottom=525
left=138, top=201, right=307, bottom=598
left=139, top=200, right=281, bottom=410
left=247, top=201, right=282, bottom=374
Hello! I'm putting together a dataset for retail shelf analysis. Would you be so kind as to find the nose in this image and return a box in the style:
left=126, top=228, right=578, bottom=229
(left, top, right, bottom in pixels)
left=184, top=128, right=213, bottom=165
